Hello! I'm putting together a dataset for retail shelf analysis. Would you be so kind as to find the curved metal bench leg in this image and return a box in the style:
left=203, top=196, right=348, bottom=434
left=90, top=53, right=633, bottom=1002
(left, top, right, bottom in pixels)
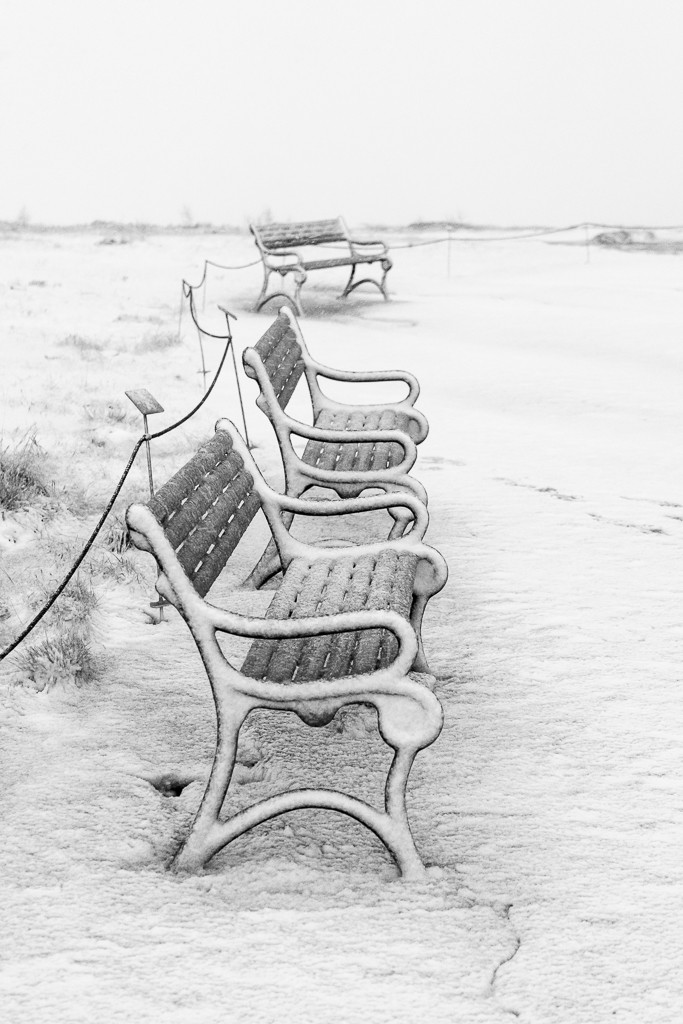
left=383, top=743, right=427, bottom=879
left=409, top=592, right=431, bottom=673
left=256, top=269, right=306, bottom=317
left=172, top=784, right=427, bottom=879
left=379, top=257, right=392, bottom=300
left=340, top=264, right=357, bottom=298
left=343, top=274, right=388, bottom=301
left=291, top=269, right=306, bottom=317
left=255, top=268, right=272, bottom=311
left=171, top=690, right=439, bottom=878
left=171, top=702, right=249, bottom=872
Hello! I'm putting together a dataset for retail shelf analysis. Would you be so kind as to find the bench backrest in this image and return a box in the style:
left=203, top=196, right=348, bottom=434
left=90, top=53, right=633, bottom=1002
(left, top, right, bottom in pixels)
left=144, top=430, right=261, bottom=597
left=249, top=312, right=305, bottom=411
left=251, top=218, right=347, bottom=252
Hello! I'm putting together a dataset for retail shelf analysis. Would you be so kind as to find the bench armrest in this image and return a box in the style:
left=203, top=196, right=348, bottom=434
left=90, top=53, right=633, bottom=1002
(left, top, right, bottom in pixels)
left=262, top=249, right=304, bottom=269
left=309, top=363, right=420, bottom=404
left=282, top=414, right=417, bottom=461
left=205, top=605, right=419, bottom=676
left=348, top=238, right=388, bottom=253
left=271, top=489, right=428, bottom=537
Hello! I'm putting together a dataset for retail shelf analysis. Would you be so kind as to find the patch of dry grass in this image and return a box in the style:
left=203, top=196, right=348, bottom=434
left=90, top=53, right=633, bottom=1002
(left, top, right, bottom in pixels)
left=100, top=512, right=131, bottom=554
left=57, top=334, right=105, bottom=355
left=0, top=433, right=50, bottom=511
left=135, top=331, right=181, bottom=353
left=14, top=631, right=98, bottom=690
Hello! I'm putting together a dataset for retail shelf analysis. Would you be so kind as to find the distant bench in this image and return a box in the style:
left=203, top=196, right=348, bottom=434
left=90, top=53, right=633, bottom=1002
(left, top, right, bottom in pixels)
left=126, top=419, right=446, bottom=879
left=250, top=217, right=393, bottom=315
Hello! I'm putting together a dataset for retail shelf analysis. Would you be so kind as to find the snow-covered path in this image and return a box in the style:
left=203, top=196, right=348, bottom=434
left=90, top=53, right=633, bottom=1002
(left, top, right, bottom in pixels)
left=1, top=229, right=681, bottom=1022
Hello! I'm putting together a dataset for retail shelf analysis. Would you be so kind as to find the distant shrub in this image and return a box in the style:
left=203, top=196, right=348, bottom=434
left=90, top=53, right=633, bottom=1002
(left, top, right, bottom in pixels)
left=136, top=331, right=181, bottom=353
left=57, top=334, right=105, bottom=354
left=14, top=631, right=98, bottom=690
left=0, top=434, right=49, bottom=511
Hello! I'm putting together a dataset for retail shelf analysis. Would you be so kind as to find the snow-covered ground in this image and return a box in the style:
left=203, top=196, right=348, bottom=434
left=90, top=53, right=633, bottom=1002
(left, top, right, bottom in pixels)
left=0, top=226, right=681, bottom=1023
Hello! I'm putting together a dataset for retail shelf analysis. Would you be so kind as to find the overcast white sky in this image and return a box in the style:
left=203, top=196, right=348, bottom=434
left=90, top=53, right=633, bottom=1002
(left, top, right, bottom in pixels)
left=2, top=0, right=683, bottom=227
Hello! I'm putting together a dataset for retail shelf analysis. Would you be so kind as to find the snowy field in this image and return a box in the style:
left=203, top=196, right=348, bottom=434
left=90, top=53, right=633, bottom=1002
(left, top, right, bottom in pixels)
left=0, top=225, right=681, bottom=1023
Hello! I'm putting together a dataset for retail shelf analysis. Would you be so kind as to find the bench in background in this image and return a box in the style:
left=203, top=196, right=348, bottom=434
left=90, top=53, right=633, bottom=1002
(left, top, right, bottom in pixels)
left=250, top=217, right=393, bottom=315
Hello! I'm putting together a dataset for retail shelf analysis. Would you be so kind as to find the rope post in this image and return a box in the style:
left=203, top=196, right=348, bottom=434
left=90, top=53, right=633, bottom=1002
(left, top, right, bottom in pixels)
left=125, top=388, right=167, bottom=621
left=197, top=331, right=210, bottom=394
left=218, top=305, right=252, bottom=449
left=447, top=225, right=452, bottom=278
left=584, top=222, right=591, bottom=264
left=177, top=281, right=185, bottom=338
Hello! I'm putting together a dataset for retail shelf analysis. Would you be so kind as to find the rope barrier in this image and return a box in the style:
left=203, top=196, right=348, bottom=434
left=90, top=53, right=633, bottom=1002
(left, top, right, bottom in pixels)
left=179, top=280, right=251, bottom=446
left=6, top=213, right=677, bottom=662
left=252, top=221, right=683, bottom=254
left=0, top=328, right=235, bottom=663
left=205, top=257, right=261, bottom=271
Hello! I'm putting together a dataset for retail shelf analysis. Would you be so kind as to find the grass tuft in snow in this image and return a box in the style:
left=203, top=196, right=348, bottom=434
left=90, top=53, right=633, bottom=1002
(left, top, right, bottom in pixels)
left=14, top=631, right=98, bottom=690
left=100, top=513, right=131, bottom=554
left=57, top=334, right=105, bottom=355
left=135, top=331, right=181, bottom=353
left=0, top=433, right=49, bottom=511
left=14, top=573, right=100, bottom=690
left=92, top=551, right=148, bottom=585
left=30, top=572, right=99, bottom=625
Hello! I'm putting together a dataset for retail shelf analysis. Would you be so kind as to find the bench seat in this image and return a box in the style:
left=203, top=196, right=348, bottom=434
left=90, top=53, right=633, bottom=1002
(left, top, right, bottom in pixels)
left=242, top=548, right=418, bottom=683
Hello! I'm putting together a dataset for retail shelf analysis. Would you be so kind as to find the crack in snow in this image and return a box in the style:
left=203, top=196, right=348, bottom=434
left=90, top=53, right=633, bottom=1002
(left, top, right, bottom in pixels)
left=487, top=902, right=522, bottom=1019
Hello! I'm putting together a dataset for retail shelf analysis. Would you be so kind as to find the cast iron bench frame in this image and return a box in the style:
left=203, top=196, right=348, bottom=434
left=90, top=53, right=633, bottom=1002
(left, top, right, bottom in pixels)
left=250, top=217, right=393, bottom=315
left=241, top=305, right=429, bottom=587
left=126, top=419, right=447, bottom=880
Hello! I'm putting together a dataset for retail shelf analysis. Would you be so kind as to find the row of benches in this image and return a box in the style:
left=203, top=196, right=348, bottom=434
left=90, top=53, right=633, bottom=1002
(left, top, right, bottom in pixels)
left=126, top=307, right=447, bottom=880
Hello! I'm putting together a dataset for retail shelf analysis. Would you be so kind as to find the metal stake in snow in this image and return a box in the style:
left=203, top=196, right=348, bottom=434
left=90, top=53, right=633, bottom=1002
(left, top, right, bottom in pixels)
left=125, top=388, right=167, bottom=621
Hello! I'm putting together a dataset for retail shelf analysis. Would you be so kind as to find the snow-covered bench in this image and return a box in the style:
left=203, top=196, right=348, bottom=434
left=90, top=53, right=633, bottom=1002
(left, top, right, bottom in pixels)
left=241, top=305, right=429, bottom=587
left=126, top=419, right=447, bottom=879
left=250, top=218, right=393, bottom=314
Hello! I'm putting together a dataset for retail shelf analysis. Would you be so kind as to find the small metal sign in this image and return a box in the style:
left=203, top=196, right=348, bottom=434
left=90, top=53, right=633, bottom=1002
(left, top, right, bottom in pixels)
left=125, top=389, right=164, bottom=416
